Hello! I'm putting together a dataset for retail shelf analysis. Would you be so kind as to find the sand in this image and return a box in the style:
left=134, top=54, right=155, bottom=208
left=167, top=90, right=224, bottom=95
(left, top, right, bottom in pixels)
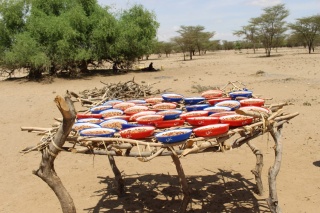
left=1, top=47, right=319, bottom=213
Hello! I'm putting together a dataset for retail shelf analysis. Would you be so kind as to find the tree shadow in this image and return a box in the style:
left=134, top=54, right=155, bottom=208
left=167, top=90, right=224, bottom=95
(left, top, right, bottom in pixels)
left=84, top=169, right=270, bottom=212
left=248, top=54, right=284, bottom=59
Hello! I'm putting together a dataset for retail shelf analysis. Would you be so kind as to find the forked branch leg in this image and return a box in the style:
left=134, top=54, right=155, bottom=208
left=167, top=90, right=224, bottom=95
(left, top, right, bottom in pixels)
left=33, top=93, right=76, bottom=213
left=170, top=148, right=191, bottom=213
left=247, top=141, right=264, bottom=196
left=266, top=125, right=283, bottom=213
left=107, top=146, right=125, bottom=196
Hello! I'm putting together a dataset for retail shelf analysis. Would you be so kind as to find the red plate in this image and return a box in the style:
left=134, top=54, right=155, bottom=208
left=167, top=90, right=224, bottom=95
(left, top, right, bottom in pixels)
left=119, top=126, right=155, bottom=139
left=76, top=114, right=102, bottom=119
left=209, top=111, right=236, bottom=118
left=129, top=111, right=156, bottom=121
left=186, top=116, right=219, bottom=126
left=154, top=120, right=185, bottom=128
left=193, top=124, right=229, bottom=137
left=124, top=105, right=149, bottom=115
left=113, top=102, right=135, bottom=111
left=240, top=98, right=265, bottom=107
left=207, top=97, right=231, bottom=105
left=220, top=115, right=253, bottom=127
left=179, top=111, right=209, bottom=120
left=201, top=90, right=223, bottom=99
left=136, top=114, right=164, bottom=125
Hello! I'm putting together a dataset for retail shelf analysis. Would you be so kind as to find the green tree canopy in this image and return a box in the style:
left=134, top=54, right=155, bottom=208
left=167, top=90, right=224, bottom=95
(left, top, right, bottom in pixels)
left=0, top=0, right=159, bottom=78
left=113, top=4, right=159, bottom=66
left=174, top=25, right=214, bottom=60
left=234, top=24, right=259, bottom=53
left=250, top=4, right=289, bottom=57
left=288, top=15, right=320, bottom=53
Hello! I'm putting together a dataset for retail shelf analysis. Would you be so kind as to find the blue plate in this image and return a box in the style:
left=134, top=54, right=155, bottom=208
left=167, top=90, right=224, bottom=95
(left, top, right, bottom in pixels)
left=185, top=104, right=210, bottom=112
left=156, top=110, right=183, bottom=120
left=229, top=90, right=252, bottom=99
left=79, top=127, right=116, bottom=137
left=72, top=123, right=101, bottom=131
left=90, top=105, right=113, bottom=114
left=103, top=100, right=123, bottom=106
left=204, top=106, right=232, bottom=115
left=76, top=118, right=103, bottom=124
left=215, top=100, right=240, bottom=111
left=121, top=123, right=148, bottom=129
left=99, top=109, right=124, bottom=118
left=127, top=99, right=147, bottom=104
left=155, top=129, right=192, bottom=144
left=184, top=97, right=205, bottom=105
left=162, top=93, right=184, bottom=102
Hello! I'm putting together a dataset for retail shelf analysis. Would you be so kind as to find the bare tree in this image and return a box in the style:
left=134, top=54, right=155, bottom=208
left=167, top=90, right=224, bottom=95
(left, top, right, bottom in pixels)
left=234, top=24, right=259, bottom=53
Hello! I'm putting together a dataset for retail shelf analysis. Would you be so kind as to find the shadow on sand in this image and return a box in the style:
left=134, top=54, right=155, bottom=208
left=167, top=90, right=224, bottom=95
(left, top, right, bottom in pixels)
left=84, top=169, right=270, bottom=213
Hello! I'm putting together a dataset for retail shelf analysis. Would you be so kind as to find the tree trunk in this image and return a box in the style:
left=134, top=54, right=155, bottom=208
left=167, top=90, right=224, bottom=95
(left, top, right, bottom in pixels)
left=33, top=93, right=76, bottom=213
left=28, top=68, right=42, bottom=79
left=189, top=51, right=193, bottom=60
left=266, top=48, right=271, bottom=57
left=79, top=60, right=88, bottom=73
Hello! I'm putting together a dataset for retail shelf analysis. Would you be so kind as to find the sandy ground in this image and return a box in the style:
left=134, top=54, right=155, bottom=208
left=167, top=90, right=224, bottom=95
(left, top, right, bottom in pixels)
left=0, top=47, right=319, bottom=213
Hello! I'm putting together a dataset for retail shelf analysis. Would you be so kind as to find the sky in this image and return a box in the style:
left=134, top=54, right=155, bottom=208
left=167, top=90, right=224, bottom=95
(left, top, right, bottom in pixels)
left=97, top=0, right=320, bottom=41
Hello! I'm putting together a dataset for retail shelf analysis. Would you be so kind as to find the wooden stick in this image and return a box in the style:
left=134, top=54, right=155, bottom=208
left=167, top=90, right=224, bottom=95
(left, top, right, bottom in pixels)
left=21, top=127, right=52, bottom=132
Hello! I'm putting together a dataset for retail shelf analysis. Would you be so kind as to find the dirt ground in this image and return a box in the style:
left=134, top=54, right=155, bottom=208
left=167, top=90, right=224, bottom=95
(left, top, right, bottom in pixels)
left=1, top=47, right=319, bottom=213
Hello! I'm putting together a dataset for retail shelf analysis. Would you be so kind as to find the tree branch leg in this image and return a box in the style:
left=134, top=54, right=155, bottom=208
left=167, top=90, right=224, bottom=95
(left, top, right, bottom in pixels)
left=107, top=145, right=125, bottom=196
left=33, top=93, right=76, bottom=213
left=266, top=125, right=283, bottom=213
left=247, top=140, right=264, bottom=196
left=169, top=148, right=191, bottom=213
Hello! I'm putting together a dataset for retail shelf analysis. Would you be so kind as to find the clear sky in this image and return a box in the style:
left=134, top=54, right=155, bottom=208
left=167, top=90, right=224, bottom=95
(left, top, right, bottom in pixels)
left=97, top=0, right=320, bottom=41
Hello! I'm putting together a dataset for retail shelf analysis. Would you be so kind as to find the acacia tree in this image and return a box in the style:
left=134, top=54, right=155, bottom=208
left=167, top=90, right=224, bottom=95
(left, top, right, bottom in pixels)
left=288, top=15, right=320, bottom=53
left=174, top=25, right=214, bottom=60
left=162, top=42, right=174, bottom=57
left=234, top=24, right=259, bottom=53
left=251, top=4, right=289, bottom=57
left=171, top=36, right=188, bottom=60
